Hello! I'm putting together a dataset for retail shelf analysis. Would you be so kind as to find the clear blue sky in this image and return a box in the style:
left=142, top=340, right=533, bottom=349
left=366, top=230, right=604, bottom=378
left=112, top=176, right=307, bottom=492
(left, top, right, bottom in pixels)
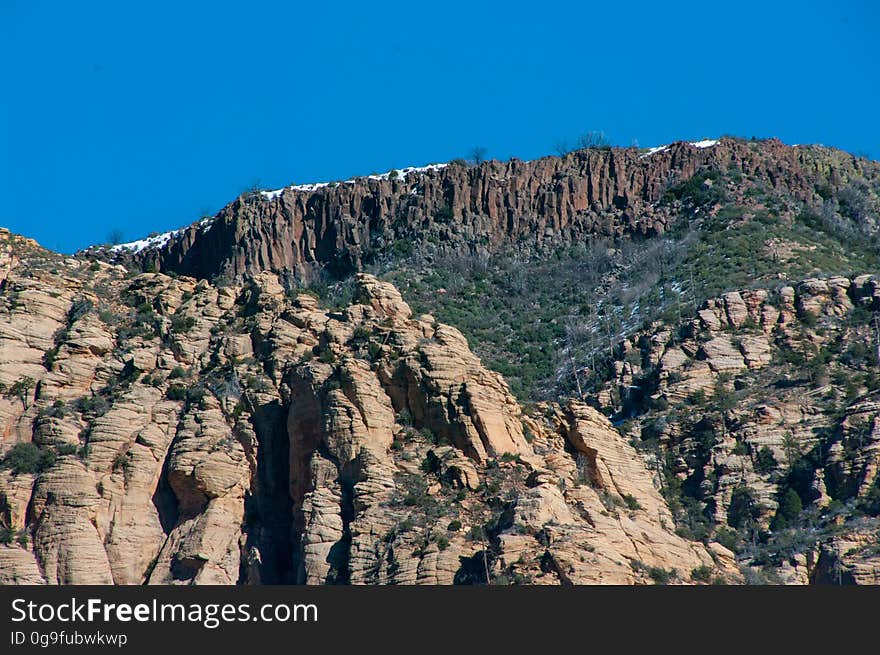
left=2, top=1, right=878, bottom=253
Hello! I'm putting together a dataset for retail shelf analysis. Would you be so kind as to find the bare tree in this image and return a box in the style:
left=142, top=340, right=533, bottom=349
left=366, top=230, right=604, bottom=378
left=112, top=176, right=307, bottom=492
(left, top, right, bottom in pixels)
left=107, top=229, right=124, bottom=246
left=469, top=146, right=487, bottom=166
left=576, top=130, right=610, bottom=150
left=554, top=140, right=571, bottom=157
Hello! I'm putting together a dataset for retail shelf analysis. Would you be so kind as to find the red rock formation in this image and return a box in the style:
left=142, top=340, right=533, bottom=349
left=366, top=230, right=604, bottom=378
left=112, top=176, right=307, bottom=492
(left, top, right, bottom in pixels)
left=99, top=138, right=879, bottom=282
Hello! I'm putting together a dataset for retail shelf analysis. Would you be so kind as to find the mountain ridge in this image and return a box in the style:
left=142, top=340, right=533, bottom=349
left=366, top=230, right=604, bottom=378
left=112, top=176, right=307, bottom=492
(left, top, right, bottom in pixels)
left=84, top=137, right=880, bottom=285
left=2, top=133, right=880, bottom=585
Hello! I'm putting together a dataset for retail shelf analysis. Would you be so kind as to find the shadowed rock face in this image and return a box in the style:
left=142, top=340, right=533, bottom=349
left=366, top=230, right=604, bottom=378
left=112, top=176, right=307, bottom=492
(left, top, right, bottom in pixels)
left=94, top=138, right=879, bottom=283
left=0, top=238, right=738, bottom=585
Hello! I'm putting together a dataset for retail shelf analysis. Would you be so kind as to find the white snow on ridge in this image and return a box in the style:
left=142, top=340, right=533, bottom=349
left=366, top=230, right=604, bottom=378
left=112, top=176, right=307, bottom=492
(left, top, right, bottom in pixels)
left=260, top=163, right=448, bottom=200
left=366, top=163, right=448, bottom=181
left=106, top=162, right=450, bottom=253
left=110, top=216, right=214, bottom=254
left=639, top=145, right=670, bottom=158
left=110, top=229, right=182, bottom=254
left=639, top=138, right=720, bottom=158
left=260, top=188, right=291, bottom=200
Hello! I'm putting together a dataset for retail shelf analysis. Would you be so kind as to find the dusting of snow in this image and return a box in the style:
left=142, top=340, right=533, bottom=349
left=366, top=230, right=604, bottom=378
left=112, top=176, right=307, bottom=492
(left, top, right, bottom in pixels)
left=110, top=229, right=182, bottom=254
left=110, top=216, right=215, bottom=254
left=639, top=145, right=669, bottom=158
left=106, top=163, right=449, bottom=253
left=260, top=163, right=448, bottom=200
left=260, top=189, right=284, bottom=200
left=640, top=138, right=720, bottom=158
left=366, top=163, right=447, bottom=181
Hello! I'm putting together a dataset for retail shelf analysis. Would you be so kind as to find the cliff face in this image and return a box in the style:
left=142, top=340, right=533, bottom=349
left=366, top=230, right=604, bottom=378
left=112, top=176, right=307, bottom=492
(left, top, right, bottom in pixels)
left=0, top=238, right=736, bottom=584
left=93, top=138, right=879, bottom=283
left=599, top=275, right=880, bottom=584
left=5, top=137, right=880, bottom=586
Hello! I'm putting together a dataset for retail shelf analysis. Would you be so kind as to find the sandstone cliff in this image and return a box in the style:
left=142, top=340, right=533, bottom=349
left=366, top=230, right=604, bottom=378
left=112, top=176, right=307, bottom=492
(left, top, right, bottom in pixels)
left=5, top=136, right=880, bottom=586
left=0, top=235, right=735, bottom=584
left=598, top=273, right=880, bottom=583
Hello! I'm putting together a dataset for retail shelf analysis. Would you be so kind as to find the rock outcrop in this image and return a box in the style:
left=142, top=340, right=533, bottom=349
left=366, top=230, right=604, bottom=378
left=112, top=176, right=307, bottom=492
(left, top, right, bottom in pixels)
left=88, top=139, right=880, bottom=283
left=0, top=240, right=736, bottom=585
left=6, top=135, right=880, bottom=586
left=599, top=273, right=880, bottom=583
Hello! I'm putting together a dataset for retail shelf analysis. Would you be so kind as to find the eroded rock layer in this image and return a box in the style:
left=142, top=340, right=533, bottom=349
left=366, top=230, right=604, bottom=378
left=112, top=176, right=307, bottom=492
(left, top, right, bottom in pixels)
left=0, top=236, right=735, bottom=584
left=93, top=139, right=879, bottom=283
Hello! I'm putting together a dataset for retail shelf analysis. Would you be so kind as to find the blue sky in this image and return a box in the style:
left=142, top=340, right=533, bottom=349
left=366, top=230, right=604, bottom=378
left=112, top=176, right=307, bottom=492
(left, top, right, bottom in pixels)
left=1, top=1, right=877, bottom=253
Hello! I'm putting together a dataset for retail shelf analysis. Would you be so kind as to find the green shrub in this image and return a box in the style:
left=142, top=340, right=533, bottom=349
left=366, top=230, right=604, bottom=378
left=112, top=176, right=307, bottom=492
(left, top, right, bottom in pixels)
left=715, top=527, right=739, bottom=553
left=168, top=366, right=187, bottom=379
left=170, top=315, right=196, bottom=333
left=647, top=566, right=676, bottom=585
left=56, top=443, right=78, bottom=456
left=166, top=385, right=186, bottom=401
left=77, top=394, right=109, bottom=416
left=755, top=446, right=777, bottom=474
left=2, top=442, right=55, bottom=475
left=44, top=400, right=67, bottom=419
left=651, top=395, right=670, bottom=411
left=391, top=240, right=413, bottom=257
left=42, top=347, right=59, bottom=371
left=727, top=486, right=761, bottom=530
left=467, top=525, right=486, bottom=541
left=771, top=488, right=803, bottom=530
left=245, top=375, right=270, bottom=392
left=434, top=205, right=454, bottom=224
left=112, top=452, right=128, bottom=471
left=859, top=477, right=880, bottom=515
left=317, top=348, right=336, bottom=364
left=663, top=169, right=724, bottom=207
left=691, top=565, right=713, bottom=583
left=352, top=326, right=371, bottom=341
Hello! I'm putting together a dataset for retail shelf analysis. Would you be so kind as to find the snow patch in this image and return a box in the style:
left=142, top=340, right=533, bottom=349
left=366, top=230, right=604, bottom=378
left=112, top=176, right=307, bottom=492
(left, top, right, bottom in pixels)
left=640, top=139, right=720, bottom=158
left=110, top=229, right=181, bottom=254
left=109, top=216, right=214, bottom=254
left=639, top=145, right=669, bottom=158
left=260, top=163, right=448, bottom=200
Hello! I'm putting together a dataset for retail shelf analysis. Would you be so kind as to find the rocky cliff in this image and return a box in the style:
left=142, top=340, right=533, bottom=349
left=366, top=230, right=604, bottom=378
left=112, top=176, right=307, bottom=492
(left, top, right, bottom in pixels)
left=89, top=138, right=880, bottom=284
left=0, top=233, right=736, bottom=584
left=5, top=136, right=880, bottom=586
left=598, top=274, right=880, bottom=583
